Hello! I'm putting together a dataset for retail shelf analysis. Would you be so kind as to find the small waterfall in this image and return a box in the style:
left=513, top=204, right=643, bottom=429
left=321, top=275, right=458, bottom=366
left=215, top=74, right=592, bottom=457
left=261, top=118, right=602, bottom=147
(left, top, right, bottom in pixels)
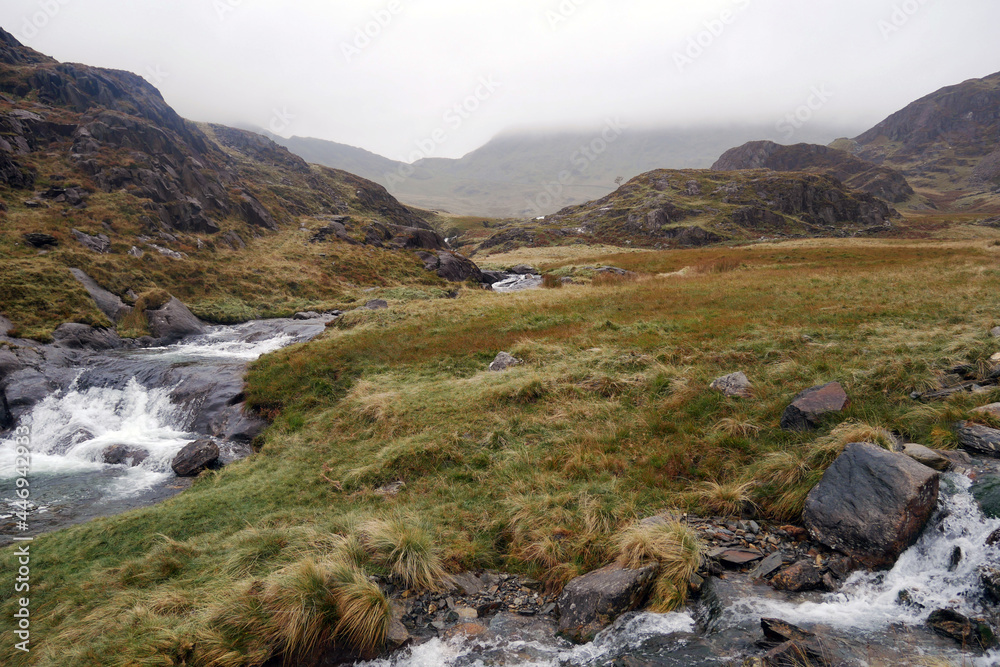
left=0, top=378, right=195, bottom=496
left=0, top=318, right=328, bottom=540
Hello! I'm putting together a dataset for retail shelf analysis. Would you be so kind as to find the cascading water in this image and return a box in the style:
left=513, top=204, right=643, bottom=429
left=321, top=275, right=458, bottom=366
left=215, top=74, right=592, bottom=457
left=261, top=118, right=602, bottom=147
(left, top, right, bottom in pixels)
left=0, top=317, right=329, bottom=543
left=358, top=473, right=1000, bottom=666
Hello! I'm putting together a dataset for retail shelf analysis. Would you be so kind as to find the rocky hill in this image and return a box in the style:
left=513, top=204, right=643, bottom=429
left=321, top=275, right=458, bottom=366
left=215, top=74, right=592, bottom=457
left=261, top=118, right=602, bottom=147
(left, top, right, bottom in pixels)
left=460, top=168, right=896, bottom=255
left=711, top=141, right=915, bottom=204
left=0, top=29, right=482, bottom=340
left=265, top=124, right=858, bottom=218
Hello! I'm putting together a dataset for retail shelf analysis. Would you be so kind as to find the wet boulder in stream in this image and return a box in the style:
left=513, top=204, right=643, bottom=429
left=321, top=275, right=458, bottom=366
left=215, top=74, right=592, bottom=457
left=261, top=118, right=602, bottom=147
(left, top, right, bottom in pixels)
left=51, top=323, right=122, bottom=350
left=556, top=563, right=658, bottom=643
left=171, top=439, right=220, bottom=476
left=803, top=442, right=940, bottom=569
left=955, top=421, right=1000, bottom=458
left=146, top=297, right=206, bottom=343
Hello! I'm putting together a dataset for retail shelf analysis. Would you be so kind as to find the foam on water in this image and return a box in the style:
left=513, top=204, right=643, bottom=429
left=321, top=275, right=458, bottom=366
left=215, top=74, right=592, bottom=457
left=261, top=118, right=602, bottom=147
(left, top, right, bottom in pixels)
left=0, top=378, right=194, bottom=495
left=739, top=474, right=1000, bottom=630
left=356, top=612, right=696, bottom=667
left=142, top=325, right=296, bottom=361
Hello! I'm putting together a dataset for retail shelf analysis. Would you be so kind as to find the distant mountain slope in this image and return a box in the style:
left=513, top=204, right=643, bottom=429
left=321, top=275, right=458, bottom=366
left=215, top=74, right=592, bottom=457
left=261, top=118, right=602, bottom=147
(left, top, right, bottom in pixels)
left=458, top=168, right=896, bottom=255
left=711, top=141, right=915, bottom=203
left=843, top=71, right=1000, bottom=206
left=267, top=124, right=859, bottom=218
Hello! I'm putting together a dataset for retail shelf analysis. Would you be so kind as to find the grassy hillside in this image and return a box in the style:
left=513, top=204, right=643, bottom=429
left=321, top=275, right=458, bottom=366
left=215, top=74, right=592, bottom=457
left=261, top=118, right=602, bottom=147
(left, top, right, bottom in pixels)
left=5, top=237, right=1000, bottom=664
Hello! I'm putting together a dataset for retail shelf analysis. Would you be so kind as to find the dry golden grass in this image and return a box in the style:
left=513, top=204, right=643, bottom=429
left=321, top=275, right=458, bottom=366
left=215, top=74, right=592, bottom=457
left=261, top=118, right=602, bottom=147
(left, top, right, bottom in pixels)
left=360, top=515, right=447, bottom=591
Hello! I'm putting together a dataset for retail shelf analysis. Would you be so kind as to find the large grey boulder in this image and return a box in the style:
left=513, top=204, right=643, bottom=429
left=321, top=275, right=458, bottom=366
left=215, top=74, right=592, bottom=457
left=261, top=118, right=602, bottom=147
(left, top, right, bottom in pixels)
left=416, top=250, right=485, bottom=283
left=68, top=268, right=132, bottom=322
left=803, top=442, right=940, bottom=568
left=51, top=323, right=122, bottom=351
left=102, top=445, right=149, bottom=467
left=556, top=563, right=658, bottom=643
left=171, top=439, right=220, bottom=476
left=780, top=382, right=849, bottom=431
left=955, top=422, right=1000, bottom=458
left=146, top=297, right=206, bottom=343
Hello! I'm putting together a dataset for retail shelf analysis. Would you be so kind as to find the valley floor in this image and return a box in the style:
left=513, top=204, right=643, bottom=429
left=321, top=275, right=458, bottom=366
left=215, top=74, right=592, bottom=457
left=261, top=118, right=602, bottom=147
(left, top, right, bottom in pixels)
left=5, top=235, right=1000, bottom=665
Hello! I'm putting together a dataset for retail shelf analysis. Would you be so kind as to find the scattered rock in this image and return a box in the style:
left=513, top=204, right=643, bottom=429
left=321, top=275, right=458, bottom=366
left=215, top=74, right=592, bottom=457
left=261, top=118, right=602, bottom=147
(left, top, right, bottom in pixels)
left=956, top=422, right=1000, bottom=457
left=556, top=563, right=658, bottom=644
left=991, top=327, right=1000, bottom=338
left=449, top=572, right=486, bottom=596
left=803, top=442, right=940, bottom=568
left=171, top=439, right=220, bottom=476
left=759, top=619, right=832, bottom=667
left=901, top=443, right=951, bottom=471
left=149, top=243, right=185, bottom=260
left=127, top=246, right=144, bottom=258
left=71, top=228, right=110, bottom=253
left=293, top=311, right=322, bottom=320
left=363, top=299, right=388, bottom=311
left=489, top=352, right=522, bottom=372
left=22, top=232, right=57, bottom=248
left=712, top=549, right=764, bottom=568
left=770, top=561, right=824, bottom=592
left=748, top=552, right=784, bottom=581
left=710, top=371, right=752, bottom=398
left=780, top=382, right=849, bottom=431
left=146, top=297, right=207, bottom=343
left=102, top=445, right=149, bottom=467
left=927, top=608, right=997, bottom=651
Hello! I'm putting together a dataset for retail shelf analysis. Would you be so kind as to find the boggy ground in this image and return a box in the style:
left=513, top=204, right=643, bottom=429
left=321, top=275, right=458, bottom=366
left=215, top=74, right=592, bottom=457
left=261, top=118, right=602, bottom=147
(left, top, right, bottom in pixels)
left=5, top=236, right=1000, bottom=665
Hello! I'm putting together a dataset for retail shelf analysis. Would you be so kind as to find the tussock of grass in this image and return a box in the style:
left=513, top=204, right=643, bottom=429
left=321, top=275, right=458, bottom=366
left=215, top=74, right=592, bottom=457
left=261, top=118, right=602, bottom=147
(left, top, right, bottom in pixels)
left=691, top=480, right=757, bottom=518
left=360, top=515, right=447, bottom=591
left=615, top=517, right=704, bottom=612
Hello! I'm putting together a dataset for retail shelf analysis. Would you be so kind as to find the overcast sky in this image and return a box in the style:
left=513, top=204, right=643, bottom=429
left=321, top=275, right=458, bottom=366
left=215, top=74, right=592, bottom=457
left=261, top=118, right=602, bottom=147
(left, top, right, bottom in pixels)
left=1, top=0, right=997, bottom=161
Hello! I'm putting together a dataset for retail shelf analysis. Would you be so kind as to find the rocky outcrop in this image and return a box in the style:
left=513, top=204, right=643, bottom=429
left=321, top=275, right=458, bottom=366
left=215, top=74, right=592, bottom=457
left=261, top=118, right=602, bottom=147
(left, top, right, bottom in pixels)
left=803, top=442, right=940, bottom=568
left=416, top=250, right=485, bottom=283
left=71, top=229, right=110, bottom=253
left=780, top=382, right=849, bottom=431
left=171, top=439, right=220, bottom=477
left=145, top=297, right=206, bottom=343
left=713, top=141, right=915, bottom=203
left=556, top=563, right=658, bottom=643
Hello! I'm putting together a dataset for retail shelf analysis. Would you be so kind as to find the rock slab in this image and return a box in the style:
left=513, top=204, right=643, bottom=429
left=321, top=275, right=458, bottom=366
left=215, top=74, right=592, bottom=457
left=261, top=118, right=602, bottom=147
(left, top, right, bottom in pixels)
left=901, top=443, right=951, bottom=471
left=927, top=608, right=997, bottom=651
left=489, top=352, right=522, bottom=373
left=803, top=442, right=940, bottom=568
left=780, top=382, right=849, bottom=431
left=556, top=563, right=658, bottom=643
left=956, top=422, right=1000, bottom=458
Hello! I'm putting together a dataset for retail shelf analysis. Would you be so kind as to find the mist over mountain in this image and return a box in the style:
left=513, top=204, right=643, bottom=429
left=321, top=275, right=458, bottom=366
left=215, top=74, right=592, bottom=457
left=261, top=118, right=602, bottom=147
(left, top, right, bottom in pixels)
left=262, top=122, right=861, bottom=217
